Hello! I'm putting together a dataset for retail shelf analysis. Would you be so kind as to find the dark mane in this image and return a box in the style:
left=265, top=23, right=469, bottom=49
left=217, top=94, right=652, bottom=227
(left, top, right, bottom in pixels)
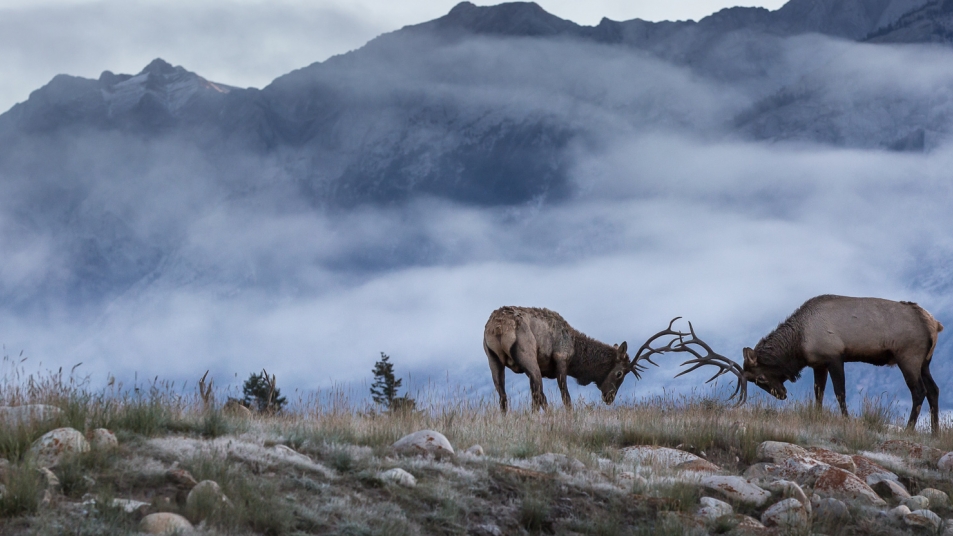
left=567, top=331, right=618, bottom=386
left=752, top=295, right=838, bottom=381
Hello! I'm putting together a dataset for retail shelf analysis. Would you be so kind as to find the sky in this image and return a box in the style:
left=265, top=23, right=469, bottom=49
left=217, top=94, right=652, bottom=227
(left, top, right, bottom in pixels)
left=0, top=0, right=788, bottom=114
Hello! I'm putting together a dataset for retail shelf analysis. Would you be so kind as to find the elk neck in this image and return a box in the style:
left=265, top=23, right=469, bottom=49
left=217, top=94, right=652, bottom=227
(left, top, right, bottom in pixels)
left=567, top=332, right=619, bottom=386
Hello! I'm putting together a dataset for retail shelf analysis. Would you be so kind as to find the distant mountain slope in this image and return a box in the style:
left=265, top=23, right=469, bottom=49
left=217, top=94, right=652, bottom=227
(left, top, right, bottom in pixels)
left=866, top=0, right=953, bottom=43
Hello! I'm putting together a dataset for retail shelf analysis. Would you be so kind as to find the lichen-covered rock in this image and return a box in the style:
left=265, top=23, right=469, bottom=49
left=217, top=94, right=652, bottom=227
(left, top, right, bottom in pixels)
left=938, top=452, right=953, bottom=472
left=379, top=467, right=416, bottom=488
left=700, top=475, right=772, bottom=507
left=813, top=466, right=886, bottom=506
left=761, top=479, right=810, bottom=514
left=675, top=459, right=721, bottom=473
left=871, top=478, right=911, bottom=501
left=29, top=428, right=89, bottom=468
left=166, top=468, right=199, bottom=490
left=920, top=488, right=951, bottom=509
left=186, top=480, right=228, bottom=519
left=813, top=496, right=851, bottom=525
left=139, top=512, right=194, bottom=534
left=761, top=498, right=810, bottom=530
left=880, top=440, right=945, bottom=465
left=901, top=495, right=930, bottom=511
left=392, top=430, right=454, bottom=458
left=756, top=441, right=809, bottom=463
left=622, top=445, right=704, bottom=468
left=743, top=462, right=778, bottom=482
left=904, top=509, right=942, bottom=531
left=465, top=445, right=484, bottom=456
left=0, top=405, right=63, bottom=426
left=733, top=514, right=766, bottom=532
left=852, top=455, right=899, bottom=486
left=889, top=504, right=912, bottom=520
left=87, top=429, right=118, bottom=451
left=807, top=447, right=856, bottom=473
left=696, top=496, right=733, bottom=521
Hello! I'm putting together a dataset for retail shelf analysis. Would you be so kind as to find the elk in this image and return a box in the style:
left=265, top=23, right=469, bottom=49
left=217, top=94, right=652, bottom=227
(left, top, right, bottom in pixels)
left=483, top=306, right=663, bottom=412
left=668, top=295, right=945, bottom=434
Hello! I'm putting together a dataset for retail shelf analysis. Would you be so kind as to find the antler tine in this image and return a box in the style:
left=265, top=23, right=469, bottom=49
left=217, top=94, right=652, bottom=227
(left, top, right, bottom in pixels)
left=670, top=321, right=748, bottom=405
left=632, top=317, right=690, bottom=371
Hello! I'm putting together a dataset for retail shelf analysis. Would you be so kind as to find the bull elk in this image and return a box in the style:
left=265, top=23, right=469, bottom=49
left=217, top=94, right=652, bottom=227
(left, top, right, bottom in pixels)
left=668, top=295, right=945, bottom=434
left=483, top=306, right=665, bottom=412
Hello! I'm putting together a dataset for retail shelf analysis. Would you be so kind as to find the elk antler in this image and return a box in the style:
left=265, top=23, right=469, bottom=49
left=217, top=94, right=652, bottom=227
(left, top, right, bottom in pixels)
left=262, top=368, right=277, bottom=413
left=198, top=370, right=213, bottom=409
left=673, top=322, right=748, bottom=405
left=630, top=317, right=691, bottom=380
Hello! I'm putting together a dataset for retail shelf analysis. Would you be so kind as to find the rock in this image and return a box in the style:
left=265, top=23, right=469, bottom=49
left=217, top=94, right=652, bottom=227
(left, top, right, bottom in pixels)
left=901, top=495, right=930, bottom=511
left=272, top=444, right=315, bottom=466
left=870, top=478, right=911, bottom=501
left=379, top=467, right=416, bottom=488
left=37, top=467, right=60, bottom=492
left=186, top=480, right=228, bottom=518
left=675, top=459, right=721, bottom=473
left=880, top=440, right=945, bottom=465
left=905, top=509, right=942, bottom=531
left=944, top=519, right=953, bottom=536
left=471, top=524, right=503, bottom=536
left=29, top=428, right=90, bottom=468
left=110, top=498, right=150, bottom=514
left=87, top=429, right=118, bottom=451
left=756, top=441, right=809, bottom=463
left=699, top=475, right=772, bottom=507
left=774, top=455, right=829, bottom=485
left=0, top=405, right=63, bottom=426
left=761, top=479, right=810, bottom=514
left=939, top=452, right=953, bottom=472
left=621, top=445, right=704, bottom=468
left=813, top=466, right=886, bottom=506
left=391, top=430, right=454, bottom=458
left=761, top=498, right=810, bottom=530
left=166, top=468, right=199, bottom=490
left=743, top=462, right=778, bottom=481
left=465, top=445, right=484, bottom=456
left=223, top=399, right=252, bottom=418
left=139, top=512, right=193, bottom=534
left=807, top=447, right=856, bottom=473
left=696, top=496, right=733, bottom=521
left=852, top=455, right=899, bottom=486
left=526, top=453, right=585, bottom=473
left=920, top=488, right=951, bottom=509
left=733, top=514, right=766, bottom=532
left=889, top=504, right=912, bottom=519
left=813, top=496, right=851, bottom=525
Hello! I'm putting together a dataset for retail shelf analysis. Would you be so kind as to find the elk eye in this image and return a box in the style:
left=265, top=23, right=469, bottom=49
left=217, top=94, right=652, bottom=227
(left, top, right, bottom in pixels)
left=616, top=371, right=623, bottom=379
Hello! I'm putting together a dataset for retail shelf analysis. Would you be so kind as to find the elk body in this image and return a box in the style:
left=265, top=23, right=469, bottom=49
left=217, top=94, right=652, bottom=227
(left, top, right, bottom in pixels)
left=742, top=295, right=944, bottom=433
left=483, top=306, right=634, bottom=412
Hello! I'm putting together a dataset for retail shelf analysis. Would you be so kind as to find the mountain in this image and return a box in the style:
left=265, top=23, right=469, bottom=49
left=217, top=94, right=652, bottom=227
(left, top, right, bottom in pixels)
left=866, top=0, right=953, bottom=43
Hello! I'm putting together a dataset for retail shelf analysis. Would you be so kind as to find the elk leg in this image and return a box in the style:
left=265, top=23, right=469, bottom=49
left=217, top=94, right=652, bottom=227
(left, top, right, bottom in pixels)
left=828, top=360, right=849, bottom=416
left=920, top=363, right=939, bottom=434
left=556, top=357, right=572, bottom=410
left=485, top=342, right=508, bottom=413
left=899, top=363, right=927, bottom=430
left=528, top=372, right=548, bottom=412
left=813, top=366, right=829, bottom=408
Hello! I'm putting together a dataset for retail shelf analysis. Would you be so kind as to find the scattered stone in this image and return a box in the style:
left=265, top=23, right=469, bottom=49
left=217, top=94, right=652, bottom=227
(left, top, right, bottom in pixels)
left=465, top=445, right=484, bottom=456
left=871, top=478, right=911, bottom=501
left=139, top=512, right=194, bottom=534
left=880, top=440, right=945, bottom=465
left=889, top=504, right=912, bottom=520
left=733, top=514, right=766, bottom=532
left=761, top=497, right=810, bottom=530
left=37, top=467, right=60, bottom=492
left=0, top=405, right=63, bottom=426
left=852, top=455, right=899, bottom=486
left=774, top=456, right=829, bottom=485
left=905, top=509, right=942, bottom=531
left=379, top=468, right=416, bottom=488
left=621, top=445, right=704, bottom=468
left=167, top=468, right=199, bottom=490
left=186, top=480, right=229, bottom=518
left=943, top=519, right=953, bottom=536
left=761, top=479, right=810, bottom=514
left=272, top=444, right=315, bottom=466
left=813, top=466, right=886, bottom=506
left=29, top=428, right=90, bottom=468
left=111, top=498, right=150, bottom=514
left=696, top=496, right=733, bottom=521
left=743, top=462, right=778, bottom=482
left=920, top=488, right=951, bottom=509
left=756, top=441, right=809, bottom=463
left=87, top=429, right=118, bottom=451
left=700, top=475, right=772, bottom=507
left=675, top=459, right=721, bottom=473
left=901, top=495, right=930, bottom=511
left=471, top=523, right=503, bottom=536
left=526, top=453, right=585, bottom=473
left=813, top=496, right=852, bottom=525
left=938, top=452, right=953, bottom=472
left=391, top=430, right=454, bottom=458
left=807, top=447, right=856, bottom=473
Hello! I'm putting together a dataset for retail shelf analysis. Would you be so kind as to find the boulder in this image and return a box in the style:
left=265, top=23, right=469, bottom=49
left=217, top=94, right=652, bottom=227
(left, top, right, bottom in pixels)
left=110, top=498, right=150, bottom=514
left=699, top=475, right=772, bottom=507
left=186, top=480, right=229, bottom=519
left=812, top=496, right=851, bottom=525
left=889, top=504, right=912, bottom=519
left=465, top=445, right=484, bottom=456
left=743, top=463, right=778, bottom=481
left=761, top=498, right=810, bottom=530
left=391, top=430, right=454, bottom=458
left=166, top=468, right=199, bottom=490
left=87, top=429, right=118, bottom=451
left=813, top=466, right=886, bottom=506
left=696, top=496, right=733, bottom=521
left=733, top=515, right=766, bottom=532
left=807, top=447, right=856, bottom=473
left=272, top=444, right=315, bottom=466
left=379, top=468, right=416, bottom=488
left=0, top=405, right=63, bottom=426
left=526, top=453, right=585, bottom=473
left=901, top=495, right=930, bottom=511
left=29, top=428, right=89, bottom=468
left=675, top=459, right=721, bottom=473
left=871, top=477, right=911, bottom=502
left=880, top=440, right=945, bottom=465
left=905, top=509, right=942, bottom=531
left=139, top=512, right=194, bottom=534
left=621, top=445, right=704, bottom=468
left=920, top=488, right=951, bottom=509
left=938, top=452, right=953, bottom=472
left=761, top=479, right=810, bottom=514
left=852, top=455, right=899, bottom=486
left=756, top=441, right=809, bottom=463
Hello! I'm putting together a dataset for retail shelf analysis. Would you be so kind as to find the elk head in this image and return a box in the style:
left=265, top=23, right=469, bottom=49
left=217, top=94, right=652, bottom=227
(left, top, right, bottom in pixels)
left=598, top=341, right=630, bottom=404
left=742, top=347, right=787, bottom=400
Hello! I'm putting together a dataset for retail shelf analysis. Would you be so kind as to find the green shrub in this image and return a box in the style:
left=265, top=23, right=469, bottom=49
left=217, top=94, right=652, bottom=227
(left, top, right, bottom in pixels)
left=0, top=462, right=41, bottom=517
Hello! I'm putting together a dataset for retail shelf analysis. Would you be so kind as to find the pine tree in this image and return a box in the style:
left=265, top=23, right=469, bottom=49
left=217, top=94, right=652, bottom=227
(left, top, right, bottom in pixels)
left=242, top=371, right=287, bottom=413
left=370, top=352, right=401, bottom=408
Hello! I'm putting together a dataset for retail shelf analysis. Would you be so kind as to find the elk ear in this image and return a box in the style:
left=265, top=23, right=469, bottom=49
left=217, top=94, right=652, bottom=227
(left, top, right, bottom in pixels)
left=616, top=341, right=628, bottom=361
left=743, top=347, right=757, bottom=368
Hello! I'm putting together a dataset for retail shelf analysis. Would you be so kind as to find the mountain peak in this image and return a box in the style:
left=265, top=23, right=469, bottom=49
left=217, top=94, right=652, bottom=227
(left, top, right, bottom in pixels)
left=140, top=58, right=180, bottom=77
left=436, top=1, right=580, bottom=37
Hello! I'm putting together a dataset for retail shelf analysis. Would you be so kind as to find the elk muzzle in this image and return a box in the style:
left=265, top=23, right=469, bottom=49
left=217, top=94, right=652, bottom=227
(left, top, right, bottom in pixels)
left=603, top=389, right=616, bottom=405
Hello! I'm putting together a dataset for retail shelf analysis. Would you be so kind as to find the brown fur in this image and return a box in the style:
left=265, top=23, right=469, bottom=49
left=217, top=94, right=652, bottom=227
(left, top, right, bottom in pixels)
left=483, top=306, right=631, bottom=412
